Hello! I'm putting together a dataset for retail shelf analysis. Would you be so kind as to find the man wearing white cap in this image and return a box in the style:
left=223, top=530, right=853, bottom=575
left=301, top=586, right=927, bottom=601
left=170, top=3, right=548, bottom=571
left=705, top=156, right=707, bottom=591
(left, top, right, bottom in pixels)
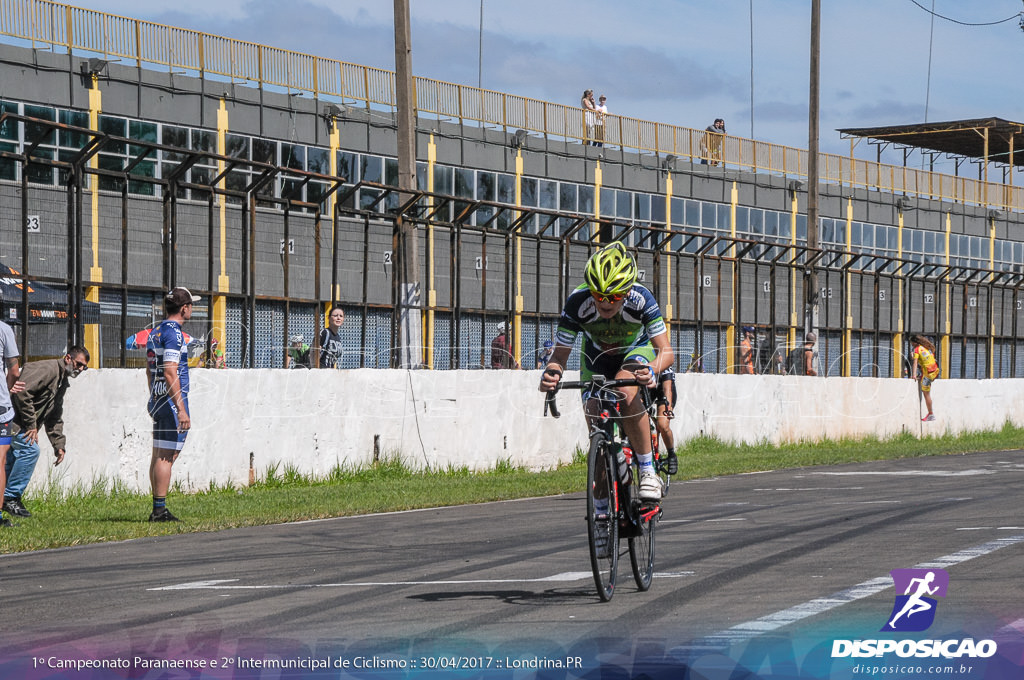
left=489, top=321, right=518, bottom=369
left=145, top=287, right=200, bottom=522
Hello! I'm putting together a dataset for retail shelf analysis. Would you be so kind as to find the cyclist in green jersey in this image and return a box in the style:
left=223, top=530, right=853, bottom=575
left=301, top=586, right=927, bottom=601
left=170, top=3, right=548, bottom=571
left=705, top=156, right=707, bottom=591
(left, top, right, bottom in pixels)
left=539, top=242, right=675, bottom=501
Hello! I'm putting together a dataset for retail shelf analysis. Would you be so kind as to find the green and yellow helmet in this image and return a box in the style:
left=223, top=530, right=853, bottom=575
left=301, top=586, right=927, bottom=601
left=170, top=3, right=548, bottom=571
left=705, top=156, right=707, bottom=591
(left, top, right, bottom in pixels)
left=584, top=241, right=637, bottom=296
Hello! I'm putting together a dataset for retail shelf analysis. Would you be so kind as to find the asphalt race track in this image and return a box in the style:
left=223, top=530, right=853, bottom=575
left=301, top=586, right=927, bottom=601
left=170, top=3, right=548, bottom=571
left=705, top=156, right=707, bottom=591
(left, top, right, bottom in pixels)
left=4, top=450, right=1023, bottom=678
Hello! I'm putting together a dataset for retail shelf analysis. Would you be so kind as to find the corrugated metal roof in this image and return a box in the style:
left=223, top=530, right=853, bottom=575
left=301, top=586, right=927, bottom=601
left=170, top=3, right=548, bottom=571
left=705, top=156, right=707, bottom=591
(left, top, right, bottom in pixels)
left=837, top=118, right=1024, bottom=167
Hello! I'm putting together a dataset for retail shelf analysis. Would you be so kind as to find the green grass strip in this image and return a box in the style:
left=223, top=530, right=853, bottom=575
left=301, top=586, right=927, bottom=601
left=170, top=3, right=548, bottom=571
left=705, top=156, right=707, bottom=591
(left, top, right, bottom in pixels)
left=2, top=423, right=1021, bottom=554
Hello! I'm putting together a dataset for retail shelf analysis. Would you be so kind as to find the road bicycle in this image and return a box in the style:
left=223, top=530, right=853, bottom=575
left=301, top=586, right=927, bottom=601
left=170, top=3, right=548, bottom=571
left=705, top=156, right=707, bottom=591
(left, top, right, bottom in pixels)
left=545, top=375, right=663, bottom=601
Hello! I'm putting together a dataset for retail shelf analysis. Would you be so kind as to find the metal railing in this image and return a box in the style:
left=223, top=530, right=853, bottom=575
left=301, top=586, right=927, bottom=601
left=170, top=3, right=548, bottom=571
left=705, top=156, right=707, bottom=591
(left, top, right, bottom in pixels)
left=2, top=0, right=1021, bottom=213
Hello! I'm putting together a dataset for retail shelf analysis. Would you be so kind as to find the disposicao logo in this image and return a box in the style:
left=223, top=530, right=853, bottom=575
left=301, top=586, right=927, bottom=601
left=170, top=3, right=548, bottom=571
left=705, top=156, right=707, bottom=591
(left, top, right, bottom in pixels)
left=831, top=568, right=998, bottom=660
left=882, top=568, right=948, bottom=632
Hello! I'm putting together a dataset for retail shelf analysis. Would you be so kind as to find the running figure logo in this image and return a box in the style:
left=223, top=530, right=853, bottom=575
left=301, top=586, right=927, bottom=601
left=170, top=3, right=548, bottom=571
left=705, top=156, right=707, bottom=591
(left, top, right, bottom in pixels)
left=882, top=568, right=949, bottom=632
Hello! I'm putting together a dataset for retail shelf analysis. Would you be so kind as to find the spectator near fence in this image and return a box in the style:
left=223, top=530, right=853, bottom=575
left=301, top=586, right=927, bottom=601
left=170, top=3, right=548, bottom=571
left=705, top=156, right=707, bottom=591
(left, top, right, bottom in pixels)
left=786, top=332, right=818, bottom=376
left=490, top=322, right=518, bottom=369
left=910, top=333, right=940, bottom=422
left=702, top=118, right=726, bottom=165
left=536, top=339, right=554, bottom=369
left=317, top=305, right=345, bottom=369
left=739, top=326, right=755, bottom=375
left=199, top=337, right=226, bottom=369
left=582, top=89, right=598, bottom=146
left=594, top=95, right=608, bottom=147
left=286, top=335, right=311, bottom=369
left=3, top=347, right=89, bottom=519
left=0, top=319, right=22, bottom=527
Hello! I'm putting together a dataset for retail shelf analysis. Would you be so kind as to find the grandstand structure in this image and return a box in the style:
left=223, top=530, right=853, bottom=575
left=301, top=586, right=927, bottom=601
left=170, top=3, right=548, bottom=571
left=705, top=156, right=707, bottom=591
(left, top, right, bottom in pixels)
left=1, top=0, right=1022, bottom=378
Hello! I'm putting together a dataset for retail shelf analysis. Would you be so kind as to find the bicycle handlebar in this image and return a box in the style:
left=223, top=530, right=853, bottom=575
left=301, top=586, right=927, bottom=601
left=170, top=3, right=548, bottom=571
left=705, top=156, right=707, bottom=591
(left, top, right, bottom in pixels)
left=543, top=376, right=646, bottom=419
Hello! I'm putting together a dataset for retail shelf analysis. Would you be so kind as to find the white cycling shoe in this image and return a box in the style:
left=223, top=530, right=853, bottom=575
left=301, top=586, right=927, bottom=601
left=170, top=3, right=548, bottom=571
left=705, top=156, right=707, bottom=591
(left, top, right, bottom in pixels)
left=639, top=471, right=664, bottom=502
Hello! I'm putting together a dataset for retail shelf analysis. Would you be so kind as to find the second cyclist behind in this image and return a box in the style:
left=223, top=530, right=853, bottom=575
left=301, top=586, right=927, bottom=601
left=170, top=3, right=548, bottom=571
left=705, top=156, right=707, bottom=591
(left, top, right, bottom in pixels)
left=652, top=366, right=678, bottom=475
left=538, top=241, right=675, bottom=502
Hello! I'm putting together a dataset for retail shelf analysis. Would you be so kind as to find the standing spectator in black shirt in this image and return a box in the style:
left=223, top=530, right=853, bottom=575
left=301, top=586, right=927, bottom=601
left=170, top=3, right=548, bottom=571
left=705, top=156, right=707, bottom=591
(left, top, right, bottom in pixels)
left=317, top=305, right=345, bottom=369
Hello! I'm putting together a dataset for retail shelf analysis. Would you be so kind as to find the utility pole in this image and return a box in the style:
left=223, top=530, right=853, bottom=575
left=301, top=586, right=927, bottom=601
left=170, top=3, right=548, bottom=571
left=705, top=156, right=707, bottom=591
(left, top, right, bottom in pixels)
left=806, top=0, right=820, bottom=340
left=393, top=0, right=422, bottom=368
left=478, top=0, right=484, bottom=90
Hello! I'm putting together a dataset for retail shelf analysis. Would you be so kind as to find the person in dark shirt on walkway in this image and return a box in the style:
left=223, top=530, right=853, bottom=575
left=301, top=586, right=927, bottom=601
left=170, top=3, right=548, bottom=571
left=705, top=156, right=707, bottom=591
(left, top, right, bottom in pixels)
left=702, top=118, right=726, bottom=165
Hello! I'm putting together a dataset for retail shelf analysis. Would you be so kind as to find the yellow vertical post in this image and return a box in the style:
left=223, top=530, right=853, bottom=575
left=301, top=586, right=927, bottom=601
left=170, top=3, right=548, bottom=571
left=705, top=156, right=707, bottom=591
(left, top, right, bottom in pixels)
left=789, top=189, right=799, bottom=350
left=663, top=173, right=673, bottom=330
left=426, top=133, right=437, bottom=368
left=83, top=74, right=103, bottom=365
left=513, top=147, right=525, bottom=366
left=726, top=181, right=738, bottom=373
left=893, top=205, right=905, bottom=377
left=843, top=197, right=853, bottom=377
left=326, top=117, right=341, bottom=323
left=988, top=212, right=996, bottom=379
left=212, top=98, right=231, bottom=352
left=941, top=212, right=951, bottom=379
left=593, top=160, right=603, bottom=238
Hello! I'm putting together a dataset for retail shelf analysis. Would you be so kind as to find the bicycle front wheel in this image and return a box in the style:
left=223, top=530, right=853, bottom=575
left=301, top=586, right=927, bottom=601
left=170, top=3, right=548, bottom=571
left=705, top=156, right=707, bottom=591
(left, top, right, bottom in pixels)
left=628, top=498, right=657, bottom=591
left=586, top=431, right=618, bottom=602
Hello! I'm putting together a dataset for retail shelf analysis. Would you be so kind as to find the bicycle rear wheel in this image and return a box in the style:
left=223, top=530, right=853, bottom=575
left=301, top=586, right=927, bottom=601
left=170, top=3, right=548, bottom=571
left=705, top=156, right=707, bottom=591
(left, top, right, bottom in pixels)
left=586, top=431, right=618, bottom=601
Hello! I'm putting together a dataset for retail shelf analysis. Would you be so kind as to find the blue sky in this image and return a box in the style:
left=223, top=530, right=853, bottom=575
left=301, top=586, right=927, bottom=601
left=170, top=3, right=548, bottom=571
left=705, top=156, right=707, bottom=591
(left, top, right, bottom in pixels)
left=68, top=1, right=1024, bottom=169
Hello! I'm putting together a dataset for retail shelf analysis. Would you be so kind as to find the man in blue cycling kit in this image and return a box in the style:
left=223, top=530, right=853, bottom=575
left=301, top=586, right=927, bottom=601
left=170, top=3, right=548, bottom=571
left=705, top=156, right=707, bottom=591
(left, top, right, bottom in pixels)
left=539, top=242, right=674, bottom=501
left=146, top=287, right=199, bottom=522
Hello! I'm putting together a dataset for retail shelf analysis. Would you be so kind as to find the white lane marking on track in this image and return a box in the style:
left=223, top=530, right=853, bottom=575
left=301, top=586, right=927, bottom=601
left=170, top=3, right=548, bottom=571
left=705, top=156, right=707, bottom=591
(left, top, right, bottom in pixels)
left=151, top=574, right=589, bottom=590
left=150, top=569, right=697, bottom=592
left=811, top=470, right=995, bottom=477
left=755, top=487, right=865, bottom=492
left=691, top=533, right=1024, bottom=647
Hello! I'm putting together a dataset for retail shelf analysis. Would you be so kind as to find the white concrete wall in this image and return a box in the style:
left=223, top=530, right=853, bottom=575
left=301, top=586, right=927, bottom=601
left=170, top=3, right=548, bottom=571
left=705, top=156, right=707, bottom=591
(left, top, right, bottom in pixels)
left=26, top=369, right=1024, bottom=494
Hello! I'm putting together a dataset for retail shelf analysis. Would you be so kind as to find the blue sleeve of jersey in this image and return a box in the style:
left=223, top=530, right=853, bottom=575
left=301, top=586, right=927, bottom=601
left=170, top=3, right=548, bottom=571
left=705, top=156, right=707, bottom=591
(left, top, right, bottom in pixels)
left=555, top=286, right=588, bottom=346
left=162, top=324, right=185, bottom=364
left=637, top=285, right=668, bottom=338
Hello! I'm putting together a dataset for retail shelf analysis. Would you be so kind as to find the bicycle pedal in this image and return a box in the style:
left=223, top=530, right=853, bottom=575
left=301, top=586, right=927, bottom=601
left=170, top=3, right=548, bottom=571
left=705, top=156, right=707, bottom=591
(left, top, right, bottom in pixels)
left=638, top=503, right=660, bottom=520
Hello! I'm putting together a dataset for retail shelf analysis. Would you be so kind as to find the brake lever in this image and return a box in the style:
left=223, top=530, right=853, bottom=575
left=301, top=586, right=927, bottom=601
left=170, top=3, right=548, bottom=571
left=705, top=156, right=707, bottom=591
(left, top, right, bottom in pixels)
left=544, top=387, right=561, bottom=418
